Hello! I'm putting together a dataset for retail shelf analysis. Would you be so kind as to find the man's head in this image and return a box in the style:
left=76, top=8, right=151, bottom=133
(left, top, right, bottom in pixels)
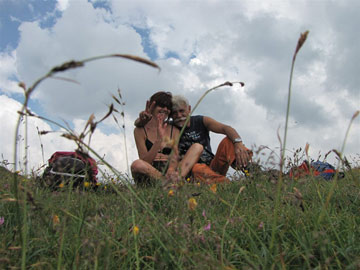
left=172, top=95, right=191, bottom=127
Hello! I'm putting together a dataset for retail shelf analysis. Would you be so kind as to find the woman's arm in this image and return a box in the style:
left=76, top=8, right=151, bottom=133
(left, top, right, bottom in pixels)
left=134, top=127, right=160, bottom=164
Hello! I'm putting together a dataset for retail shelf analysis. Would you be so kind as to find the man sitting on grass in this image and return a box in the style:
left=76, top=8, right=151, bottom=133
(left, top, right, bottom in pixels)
left=171, top=95, right=252, bottom=184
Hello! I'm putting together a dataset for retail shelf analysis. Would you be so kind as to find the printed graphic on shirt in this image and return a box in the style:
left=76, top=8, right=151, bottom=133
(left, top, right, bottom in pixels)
left=178, top=116, right=214, bottom=165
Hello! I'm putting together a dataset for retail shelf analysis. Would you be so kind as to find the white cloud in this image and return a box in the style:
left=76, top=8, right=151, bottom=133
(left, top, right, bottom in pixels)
left=1, top=0, right=359, bottom=175
left=56, top=0, right=70, bottom=11
left=0, top=50, right=21, bottom=94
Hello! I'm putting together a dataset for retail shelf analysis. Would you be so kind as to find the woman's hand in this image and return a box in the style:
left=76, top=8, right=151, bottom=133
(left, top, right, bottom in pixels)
left=134, top=100, right=156, bottom=127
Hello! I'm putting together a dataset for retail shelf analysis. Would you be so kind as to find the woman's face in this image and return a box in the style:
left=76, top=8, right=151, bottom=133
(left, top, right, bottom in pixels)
left=152, top=105, right=170, bottom=118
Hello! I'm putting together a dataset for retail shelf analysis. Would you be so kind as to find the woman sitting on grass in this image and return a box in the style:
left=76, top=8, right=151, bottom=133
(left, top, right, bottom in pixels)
left=131, top=91, right=203, bottom=185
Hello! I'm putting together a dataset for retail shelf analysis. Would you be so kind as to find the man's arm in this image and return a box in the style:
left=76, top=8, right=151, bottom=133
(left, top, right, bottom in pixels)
left=203, top=116, right=251, bottom=168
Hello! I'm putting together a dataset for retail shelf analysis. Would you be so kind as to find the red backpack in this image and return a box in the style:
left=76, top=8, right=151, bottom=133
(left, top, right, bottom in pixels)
left=41, top=151, right=98, bottom=189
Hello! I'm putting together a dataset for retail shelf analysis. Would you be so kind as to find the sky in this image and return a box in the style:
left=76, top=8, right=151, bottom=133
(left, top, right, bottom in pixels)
left=0, top=0, right=359, bottom=178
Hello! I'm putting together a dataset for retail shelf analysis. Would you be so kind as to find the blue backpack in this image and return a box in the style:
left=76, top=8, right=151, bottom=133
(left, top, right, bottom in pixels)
left=290, top=160, right=343, bottom=180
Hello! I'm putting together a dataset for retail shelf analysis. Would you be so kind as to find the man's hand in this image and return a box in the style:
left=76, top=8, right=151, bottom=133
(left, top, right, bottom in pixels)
left=234, top=143, right=251, bottom=168
left=134, top=100, right=156, bottom=127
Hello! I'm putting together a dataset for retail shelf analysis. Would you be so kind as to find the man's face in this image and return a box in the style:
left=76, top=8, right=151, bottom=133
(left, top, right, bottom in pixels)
left=172, top=103, right=191, bottom=127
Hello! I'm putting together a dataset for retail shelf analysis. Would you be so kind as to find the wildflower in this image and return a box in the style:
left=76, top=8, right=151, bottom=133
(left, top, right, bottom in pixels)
left=84, top=181, right=90, bottom=188
left=196, top=182, right=200, bottom=187
left=96, top=182, right=101, bottom=186
left=203, top=222, right=211, bottom=231
left=188, top=197, right=198, bottom=211
left=210, top=184, right=217, bottom=194
left=186, top=177, right=191, bottom=182
left=168, top=189, right=174, bottom=197
left=133, top=225, right=139, bottom=236
left=53, top=215, right=60, bottom=225
left=0, top=217, right=4, bottom=226
left=258, top=221, right=264, bottom=229
left=58, top=182, right=64, bottom=188
left=202, top=209, right=206, bottom=219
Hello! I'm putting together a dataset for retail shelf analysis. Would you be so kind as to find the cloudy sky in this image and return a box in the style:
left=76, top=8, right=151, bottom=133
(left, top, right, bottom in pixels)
left=0, top=0, right=359, bottom=177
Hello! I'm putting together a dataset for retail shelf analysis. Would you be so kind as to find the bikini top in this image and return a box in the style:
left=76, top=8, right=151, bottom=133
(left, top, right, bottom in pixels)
left=144, top=125, right=173, bottom=155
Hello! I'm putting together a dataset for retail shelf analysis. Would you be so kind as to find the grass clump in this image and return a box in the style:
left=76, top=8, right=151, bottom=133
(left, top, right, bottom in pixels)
left=1, top=166, right=359, bottom=269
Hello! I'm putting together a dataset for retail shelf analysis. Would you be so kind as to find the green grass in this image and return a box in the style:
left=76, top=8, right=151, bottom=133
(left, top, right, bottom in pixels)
left=1, top=166, right=359, bottom=269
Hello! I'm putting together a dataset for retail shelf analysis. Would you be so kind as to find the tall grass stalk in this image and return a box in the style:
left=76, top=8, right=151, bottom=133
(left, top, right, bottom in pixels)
left=318, top=110, right=360, bottom=223
left=270, top=31, right=309, bottom=253
left=172, top=81, right=245, bottom=164
left=112, top=88, right=130, bottom=176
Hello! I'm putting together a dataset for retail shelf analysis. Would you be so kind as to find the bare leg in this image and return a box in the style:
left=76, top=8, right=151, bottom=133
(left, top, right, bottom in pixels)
left=178, top=143, right=203, bottom=178
left=131, top=159, right=163, bottom=180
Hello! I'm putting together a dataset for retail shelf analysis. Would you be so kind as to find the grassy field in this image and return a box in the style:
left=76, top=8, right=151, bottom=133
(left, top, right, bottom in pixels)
left=1, top=165, right=359, bottom=269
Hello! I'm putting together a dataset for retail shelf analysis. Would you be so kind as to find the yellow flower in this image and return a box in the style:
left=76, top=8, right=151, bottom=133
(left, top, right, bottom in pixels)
left=133, top=225, right=139, bottom=236
left=84, top=181, right=90, bottom=188
left=197, top=182, right=200, bottom=187
left=58, top=182, right=64, bottom=188
left=168, top=189, right=174, bottom=197
left=188, top=197, right=198, bottom=211
left=210, top=184, right=217, bottom=194
left=53, top=215, right=60, bottom=225
left=96, top=182, right=101, bottom=186
left=186, top=177, right=191, bottom=182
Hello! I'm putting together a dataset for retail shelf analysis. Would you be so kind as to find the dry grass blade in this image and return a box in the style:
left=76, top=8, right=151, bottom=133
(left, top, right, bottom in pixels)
left=61, top=133, right=79, bottom=142
left=351, top=110, right=359, bottom=121
left=38, top=130, right=51, bottom=135
left=50, top=60, right=84, bottom=73
left=305, top=143, right=310, bottom=157
left=18, top=82, right=26, bottom=91
left=50, top=76, right=80, bottom=85
left=112, top=114, right=119, bottom=125
left=112, top=95, right=121, bottom=105
left=111, top=54, right=160, bottom=70
left=295, top=31, right=309, bottom=55
left=83, top=114, right=95, bottom=135
left=98, top=104, right=114, bottom=123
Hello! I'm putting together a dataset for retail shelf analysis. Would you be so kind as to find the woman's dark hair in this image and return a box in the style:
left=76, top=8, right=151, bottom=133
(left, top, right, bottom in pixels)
left=149, top=91, right=172, bottom=112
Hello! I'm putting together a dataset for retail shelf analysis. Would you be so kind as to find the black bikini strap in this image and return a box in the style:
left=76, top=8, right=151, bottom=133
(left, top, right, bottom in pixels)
left=143, top=127, right=148, bottom=138
left=170, top=124, right=173, bottom=138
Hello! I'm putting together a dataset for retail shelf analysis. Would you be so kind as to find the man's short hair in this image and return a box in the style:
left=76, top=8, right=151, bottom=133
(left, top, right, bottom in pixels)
left=172, top=95, right=189, bottom=111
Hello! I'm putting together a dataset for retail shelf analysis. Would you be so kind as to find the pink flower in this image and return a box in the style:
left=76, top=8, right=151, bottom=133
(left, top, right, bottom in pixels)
left=0, top=217, right=4, bottom=226
left=202, top=209, right=206, bottom=219
left=258, top=221, right=264, bottom=229
left=203, top=222, right=211, bottom=231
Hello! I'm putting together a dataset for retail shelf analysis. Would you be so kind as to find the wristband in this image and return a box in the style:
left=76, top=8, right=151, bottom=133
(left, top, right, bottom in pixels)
left=233, top=138, right=243, bottom=144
